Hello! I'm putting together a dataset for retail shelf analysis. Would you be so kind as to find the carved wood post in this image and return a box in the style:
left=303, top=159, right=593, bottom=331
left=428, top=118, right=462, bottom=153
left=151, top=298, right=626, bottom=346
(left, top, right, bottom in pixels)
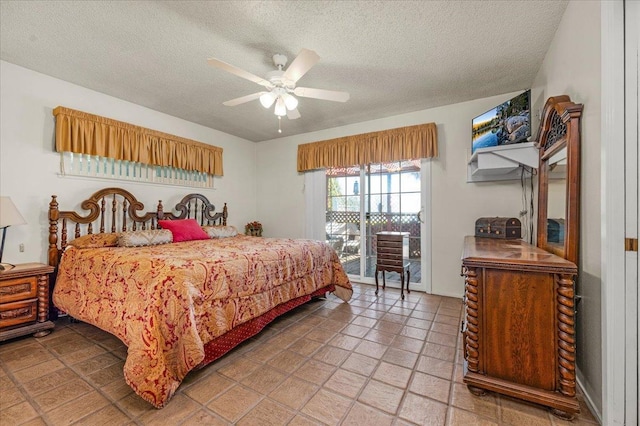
left=111, top=195, right=117, bottom=233
left=222, top=203, right=228, bottom=226
left=556, top=273, right=576, bottom=398
left=464, top=267, right=480, bottom=373
left=122, top=199, right=128, bottom=232
left=48, top=195, right=59, bottom=268
left=61, top=220, right=68, bottom=250
left=100, top=198, right=106, bottom=233
left=37, top=274, right=49, bottom=323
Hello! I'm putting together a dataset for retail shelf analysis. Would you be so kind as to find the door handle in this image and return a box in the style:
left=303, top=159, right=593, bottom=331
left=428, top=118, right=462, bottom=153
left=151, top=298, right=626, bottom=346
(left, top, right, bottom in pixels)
left=417, top=209, right=424, bottom=223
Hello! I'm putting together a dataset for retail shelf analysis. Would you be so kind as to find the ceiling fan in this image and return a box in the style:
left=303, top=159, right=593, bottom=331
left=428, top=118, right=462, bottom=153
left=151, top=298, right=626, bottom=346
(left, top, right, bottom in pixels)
left=207, top=48, right=350, bottom=122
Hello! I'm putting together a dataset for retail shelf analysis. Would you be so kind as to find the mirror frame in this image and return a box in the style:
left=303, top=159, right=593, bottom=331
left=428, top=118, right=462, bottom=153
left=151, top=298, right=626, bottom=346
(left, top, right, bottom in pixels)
left=536, top=95, right=583, bottom=265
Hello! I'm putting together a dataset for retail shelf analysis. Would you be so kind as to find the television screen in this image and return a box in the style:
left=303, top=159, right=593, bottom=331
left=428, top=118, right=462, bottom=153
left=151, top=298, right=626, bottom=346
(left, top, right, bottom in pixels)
left=472, top=90, right=531, bottom=154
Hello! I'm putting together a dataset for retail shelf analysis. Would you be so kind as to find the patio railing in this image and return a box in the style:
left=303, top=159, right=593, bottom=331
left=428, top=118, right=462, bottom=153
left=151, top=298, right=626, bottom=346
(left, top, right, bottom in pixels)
left=326, top=211, right=421, bottom=258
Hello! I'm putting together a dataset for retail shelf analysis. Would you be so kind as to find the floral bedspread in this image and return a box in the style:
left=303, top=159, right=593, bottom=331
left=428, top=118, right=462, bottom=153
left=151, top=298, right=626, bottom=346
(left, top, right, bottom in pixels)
left=52, top=235, right=352, bottom=408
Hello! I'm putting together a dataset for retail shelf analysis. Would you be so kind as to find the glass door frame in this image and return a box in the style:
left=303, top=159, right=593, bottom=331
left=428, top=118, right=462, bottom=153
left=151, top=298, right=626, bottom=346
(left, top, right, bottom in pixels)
left=321, top=159, right=431, bottom=293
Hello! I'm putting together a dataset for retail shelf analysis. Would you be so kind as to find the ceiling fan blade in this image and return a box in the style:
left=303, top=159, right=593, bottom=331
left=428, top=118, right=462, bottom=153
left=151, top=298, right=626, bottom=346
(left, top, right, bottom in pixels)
left=223, top=92, right=266, bottom=106
left=287, top=108, right=301, bottom=120
left=294, top=87, right=350, bottom=102
left=207, top=58, right=274, bottom=88
left=282, top=48, right=320, bottom=83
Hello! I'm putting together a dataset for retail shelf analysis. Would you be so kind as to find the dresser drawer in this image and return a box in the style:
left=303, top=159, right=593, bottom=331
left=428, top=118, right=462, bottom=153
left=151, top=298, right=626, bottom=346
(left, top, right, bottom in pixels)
left=376, top=256, right=402, bottom=265
left=377, top=258, right=405, bottom=268
left=377, top=238, right=403, bottom=246
left=0, top=276, right=37, bottom=304
left=0, top=299, right=38, bottom=329
left=378, top=246, right=402, bottom=259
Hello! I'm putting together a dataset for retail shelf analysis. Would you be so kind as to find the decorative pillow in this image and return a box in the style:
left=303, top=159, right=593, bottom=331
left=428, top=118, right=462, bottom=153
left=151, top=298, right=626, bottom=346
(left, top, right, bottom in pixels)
left=158, top=219, right=209, bottom=242
left=203, top=225, right=238, bottom=238
left=68, top=233, right=119, bottom=249
left=118, top=229, right=173, bottom=247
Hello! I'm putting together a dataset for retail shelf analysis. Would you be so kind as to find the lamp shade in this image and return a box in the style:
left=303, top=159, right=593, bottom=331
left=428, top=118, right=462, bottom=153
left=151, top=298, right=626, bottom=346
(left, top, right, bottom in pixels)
left=282, top=93, right=298, bottom=110
left=0, top=197, right=27, bottom=228
left=274, top=97, right=287, bottom=116
left=259, top=92, right=276, bottom=108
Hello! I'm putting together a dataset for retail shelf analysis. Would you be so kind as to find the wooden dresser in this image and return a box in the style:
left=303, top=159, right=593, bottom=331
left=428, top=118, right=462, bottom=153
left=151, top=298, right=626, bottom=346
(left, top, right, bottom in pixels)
left=0, top=263, right=55, bottom=341
left=461, top=236, right=579, bottom=418
left=375, top=231, right=410, bottom=299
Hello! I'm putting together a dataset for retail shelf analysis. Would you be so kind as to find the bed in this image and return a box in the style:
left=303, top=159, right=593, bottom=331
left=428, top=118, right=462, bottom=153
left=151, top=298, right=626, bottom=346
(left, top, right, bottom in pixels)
left=48, top=187, right=352, bottom=408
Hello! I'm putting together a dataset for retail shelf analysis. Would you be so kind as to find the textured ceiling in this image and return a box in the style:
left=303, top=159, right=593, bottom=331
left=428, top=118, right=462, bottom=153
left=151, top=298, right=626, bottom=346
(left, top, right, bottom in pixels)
left=0, top=1, right=567, bottom=142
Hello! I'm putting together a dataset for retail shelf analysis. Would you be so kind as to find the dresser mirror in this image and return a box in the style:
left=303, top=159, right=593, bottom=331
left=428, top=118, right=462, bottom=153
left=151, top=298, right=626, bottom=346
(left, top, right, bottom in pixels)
left=546, top=146, right=567, bottom=248
left=536, top=96, right=583, bottom=264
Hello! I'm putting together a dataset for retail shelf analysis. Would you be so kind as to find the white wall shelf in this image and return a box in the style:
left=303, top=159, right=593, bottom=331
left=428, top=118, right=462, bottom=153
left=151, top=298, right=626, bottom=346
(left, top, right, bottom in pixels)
left=467, top=142, right=538, bottom=182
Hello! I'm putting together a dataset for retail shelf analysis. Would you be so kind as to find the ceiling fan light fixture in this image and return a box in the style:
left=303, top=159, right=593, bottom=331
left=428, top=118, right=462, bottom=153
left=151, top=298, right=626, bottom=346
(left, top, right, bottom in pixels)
left=274, top=97, right=287, bottom=116
left=209, top=48, right=350, bottom=130
left=282, top=93, right=298, bottom=110
left=259, top=92, right=276, bottom=108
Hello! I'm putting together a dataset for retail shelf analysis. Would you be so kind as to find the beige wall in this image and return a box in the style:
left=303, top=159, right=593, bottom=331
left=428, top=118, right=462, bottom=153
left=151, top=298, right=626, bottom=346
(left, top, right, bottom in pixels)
left=255, top=92, right=529, bottom=298
left=531, top=0, right=602, bottom=414
left=0, top=61, right=257, bottom=265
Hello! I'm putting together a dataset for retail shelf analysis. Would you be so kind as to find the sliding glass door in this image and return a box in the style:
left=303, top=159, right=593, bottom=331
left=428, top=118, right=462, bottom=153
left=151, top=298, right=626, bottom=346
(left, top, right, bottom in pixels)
left=325, top=160, right=430, bottom=291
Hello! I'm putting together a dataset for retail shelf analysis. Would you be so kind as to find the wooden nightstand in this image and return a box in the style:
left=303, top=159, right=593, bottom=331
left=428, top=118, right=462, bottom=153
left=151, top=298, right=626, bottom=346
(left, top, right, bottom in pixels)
left=0, top=263, right=55, bottom=341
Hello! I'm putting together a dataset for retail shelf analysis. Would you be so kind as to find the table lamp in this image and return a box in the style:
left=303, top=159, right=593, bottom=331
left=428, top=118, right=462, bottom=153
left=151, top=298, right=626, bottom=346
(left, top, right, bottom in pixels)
left=0, top=196, right=27, bottom=271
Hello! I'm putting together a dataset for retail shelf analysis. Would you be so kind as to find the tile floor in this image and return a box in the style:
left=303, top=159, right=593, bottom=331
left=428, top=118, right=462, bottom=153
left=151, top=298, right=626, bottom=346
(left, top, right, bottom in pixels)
left=0, top=283, right=599, bottom=425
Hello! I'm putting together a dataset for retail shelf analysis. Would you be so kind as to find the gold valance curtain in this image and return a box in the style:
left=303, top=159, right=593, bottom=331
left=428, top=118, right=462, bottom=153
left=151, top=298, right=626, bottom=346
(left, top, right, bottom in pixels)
left=296, top=122, right=437, bottom=172
left=53, top=106, right=223, bottom=176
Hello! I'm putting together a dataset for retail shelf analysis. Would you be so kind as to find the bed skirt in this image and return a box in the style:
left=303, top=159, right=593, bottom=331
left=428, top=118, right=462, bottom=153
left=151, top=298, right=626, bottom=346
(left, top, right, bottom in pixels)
left=198, top=284, right=334, bottom=367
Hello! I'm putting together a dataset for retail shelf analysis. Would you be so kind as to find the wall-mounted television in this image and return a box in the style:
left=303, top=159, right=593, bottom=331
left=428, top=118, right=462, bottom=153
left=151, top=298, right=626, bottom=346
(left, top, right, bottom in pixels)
left=472, top=90, right=531, bottom=154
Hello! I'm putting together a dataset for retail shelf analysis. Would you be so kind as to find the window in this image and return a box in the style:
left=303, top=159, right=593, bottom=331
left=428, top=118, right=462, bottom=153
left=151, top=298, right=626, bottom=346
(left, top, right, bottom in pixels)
left=60, top=152, right=214, bottom=188
left=53, top=106, right=223, bottom=188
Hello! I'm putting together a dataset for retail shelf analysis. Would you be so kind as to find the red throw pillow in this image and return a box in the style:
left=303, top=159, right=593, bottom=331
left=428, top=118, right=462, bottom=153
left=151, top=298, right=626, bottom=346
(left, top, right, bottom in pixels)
left=158, top=219, right=209, bottom=243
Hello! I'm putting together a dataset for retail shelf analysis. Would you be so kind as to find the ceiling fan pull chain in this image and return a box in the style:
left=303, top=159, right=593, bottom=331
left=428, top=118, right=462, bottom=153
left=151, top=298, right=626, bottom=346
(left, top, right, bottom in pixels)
left=278, top=116, right=282, bottom=133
